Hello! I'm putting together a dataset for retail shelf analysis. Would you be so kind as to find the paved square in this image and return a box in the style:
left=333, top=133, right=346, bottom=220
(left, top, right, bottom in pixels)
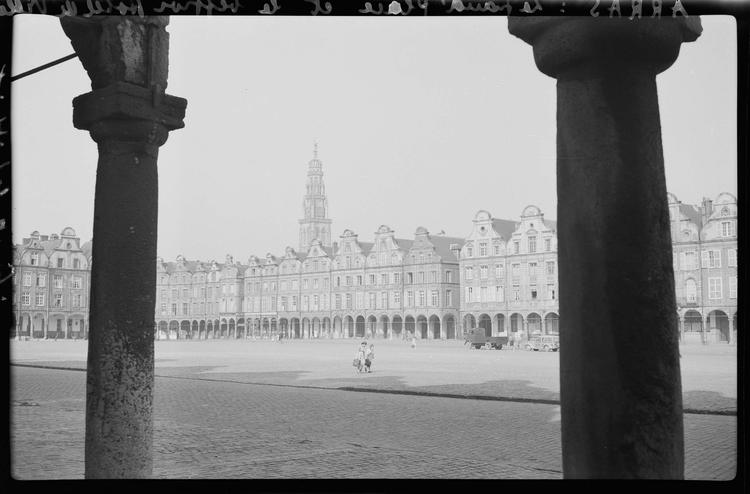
left=10, top=339, right=737, bottom=479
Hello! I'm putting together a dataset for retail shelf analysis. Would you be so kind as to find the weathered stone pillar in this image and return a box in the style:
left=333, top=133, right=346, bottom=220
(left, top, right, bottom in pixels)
left=61, top=16, right=186, bottom=478
left=508, top=16, right=700, bottom=479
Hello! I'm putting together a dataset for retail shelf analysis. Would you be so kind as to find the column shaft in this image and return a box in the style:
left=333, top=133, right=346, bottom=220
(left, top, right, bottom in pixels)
left=85, top=137, right=159, bottom=478
left=556, top=70, right=682, bottom=478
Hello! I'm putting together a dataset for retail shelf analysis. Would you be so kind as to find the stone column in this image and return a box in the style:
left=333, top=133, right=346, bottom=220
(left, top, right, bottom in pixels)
left=508, top=17, right=700, bottom=478
left=61, top=16, right=186, bottom=478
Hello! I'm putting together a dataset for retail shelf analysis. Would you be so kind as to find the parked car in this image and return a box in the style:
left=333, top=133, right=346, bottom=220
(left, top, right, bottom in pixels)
left=464, top=329, right=508, bottom=350
left=525, top=335, right=559, bottom=352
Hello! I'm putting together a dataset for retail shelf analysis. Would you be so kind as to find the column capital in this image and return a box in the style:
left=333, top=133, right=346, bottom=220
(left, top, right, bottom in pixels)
left=62, top=16, right=186, bottom=149
left=508, top=17, right=702, bottom=79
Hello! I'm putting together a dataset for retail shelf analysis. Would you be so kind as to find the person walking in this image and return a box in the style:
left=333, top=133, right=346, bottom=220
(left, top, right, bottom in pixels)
left=411, top=334, right=417, bottom=349
left=364, top=344, right=375, bottom=373
left=354, top=341, right=367, bottom=373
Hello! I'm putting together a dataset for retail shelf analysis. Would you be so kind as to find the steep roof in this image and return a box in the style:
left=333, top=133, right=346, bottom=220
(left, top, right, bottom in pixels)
left=430, top=235, right=464, bottom=261
left=491, top=218, right=518, bottom=239
left=394, top=238, right=414, bottom=251
left=679, top=203, right=703, bottom=228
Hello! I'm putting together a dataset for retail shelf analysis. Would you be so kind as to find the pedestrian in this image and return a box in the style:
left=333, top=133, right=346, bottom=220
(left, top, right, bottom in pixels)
left=364, top=344, right=375, bottom=373
left=411, top=334, right=417, bottom=349
left=353, top=341, right=367, bottom=373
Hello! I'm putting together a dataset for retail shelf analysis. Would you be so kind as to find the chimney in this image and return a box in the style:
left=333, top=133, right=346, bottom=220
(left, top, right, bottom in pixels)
left=701, top=197, right=713, bottom=224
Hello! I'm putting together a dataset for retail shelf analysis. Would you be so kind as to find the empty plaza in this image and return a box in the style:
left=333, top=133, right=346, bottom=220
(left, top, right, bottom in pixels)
left=10, top=339, right=737, bottom=479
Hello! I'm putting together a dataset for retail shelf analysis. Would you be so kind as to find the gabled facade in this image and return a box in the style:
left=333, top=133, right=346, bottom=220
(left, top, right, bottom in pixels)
left=669, top=192, right=738, bottom=343
left=12, top=228, right=91, bottom=339
left=459, top=207, right=559, bottom=341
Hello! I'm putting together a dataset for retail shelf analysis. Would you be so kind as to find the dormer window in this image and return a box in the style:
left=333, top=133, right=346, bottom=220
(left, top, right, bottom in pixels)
left=467, top=247, right=473, bottom=257
left=30, top=253, right=39, bottom=266
left=721, top=206, right=730, bottom=217
left=57, top=258, right=64, bottom=268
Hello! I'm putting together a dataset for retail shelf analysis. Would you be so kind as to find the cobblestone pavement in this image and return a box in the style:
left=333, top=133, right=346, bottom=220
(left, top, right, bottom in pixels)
left=10, top=339, right=738, bottom=413
left=11, top=366, right=736, bottom=480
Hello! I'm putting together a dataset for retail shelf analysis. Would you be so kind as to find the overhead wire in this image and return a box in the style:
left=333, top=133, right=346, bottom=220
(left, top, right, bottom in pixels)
left=10, top=53, right=78, bottom=82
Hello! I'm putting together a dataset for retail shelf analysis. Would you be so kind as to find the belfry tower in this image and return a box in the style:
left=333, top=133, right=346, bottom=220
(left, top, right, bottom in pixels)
left=298, top=143, right=332, bottom=253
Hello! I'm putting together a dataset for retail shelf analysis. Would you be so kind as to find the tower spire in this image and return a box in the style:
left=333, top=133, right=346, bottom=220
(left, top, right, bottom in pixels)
left=299, top=143, right=332, bottom=252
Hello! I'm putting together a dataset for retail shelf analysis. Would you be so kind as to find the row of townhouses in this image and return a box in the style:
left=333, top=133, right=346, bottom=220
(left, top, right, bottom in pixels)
left=12, top=149, right=738, bottom=343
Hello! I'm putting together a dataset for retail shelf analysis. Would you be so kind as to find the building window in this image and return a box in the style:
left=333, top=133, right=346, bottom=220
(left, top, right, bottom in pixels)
left=494, top=245, right=501, bottom=256
left=466, top=287, right=473, bottom=303
left=393, top=291, right=401, bottom=306
left=530, top=287, right=538, bottom=299
left=171, top=303, right=177, bottom=315
left=38, top=293, right=47, bottom=306
left=418, top=291, right=425, bottom=307
left=465, top=267, right=473, bottom=280
left=494, top=264, right=503, bottom=278
left=369, top=292, right=376, bottom=309
left=685, top=279, right=697, bottom=303
left=702, top=250, right=722, bottom=268
left=466, top=247, right=473, bottom=257
left=22, top=292, right=31, bottom=306
left=416, top=272, right=423, bottom=283
left=528, top=262, right=537, bottom=278
left=182, top=303, right=188, bottom=315
left=302, top=296, right=309, bottom=311
left=369, top=274, right=376, bottom=285
left=681, top=251, right=697, bottom=271
left=36, top=273, right=46, bottom=287
left=495, top=286, right=504, bottom=302
left=407, top=272, right=413, bottom=284
left=357, top=275, right=363, bottom=286
left=479, top=243, right=487, bottom=257
left=335, top=277, right=340, bottom=287
left=407, top=291, right=414, bottom=307
left=23, top=272, right=32, bottom=286
left=381, top=273, right=388, bottom=285
left=57, top=258, right=64, bottom=268
left=528, top=236, right=537, bottom=253
left=547, top=285, right=556, bottom=300
left=729, top=277, right=737, bottom=299
left=727, top=249, right=737, bottom=267
left=513, top=286, right=520, bottom=301
left=708, top=278, right=722, bottom=300
left=303, top=279, right=309, bottom=290
left=480, top=265, right=488, bottom=279
left=545, top=238, right=551, bottom=252
left=513, top=241, right=519, bottom=254
left=160, top=303, right=167, bottom=315
left=429, top=271, right=436, bottom=283
left=346, top=276, right=352, bottom=286
left=445, top=271, right=452, bottom=283
left=72, top=276, right=82, bottom=289
left=52, top=293, right=61, bottom=307
left=73, top=258, right=81, bottom=269
left=480, top=286, right=487, bottom=303
left=721, top=221, right=735, bottom=237
left=346, top=294, right=352, bottom=309
left=445, top=290, right=452, bottom=306
left=335, top=294, right=341, bottom=310
left=381, top=291, right=388, bottom=309
left=71, top=294, right=81, bottom=308
left=394, top=272, right=401, bottom=284
left=546, top=261, right=555, bottom=276
left=30, top=253, right=39, bottom=266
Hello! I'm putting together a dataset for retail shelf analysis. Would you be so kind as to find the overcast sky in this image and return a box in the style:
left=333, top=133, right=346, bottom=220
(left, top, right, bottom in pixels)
left=12, top=15, right=737, bottom=262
